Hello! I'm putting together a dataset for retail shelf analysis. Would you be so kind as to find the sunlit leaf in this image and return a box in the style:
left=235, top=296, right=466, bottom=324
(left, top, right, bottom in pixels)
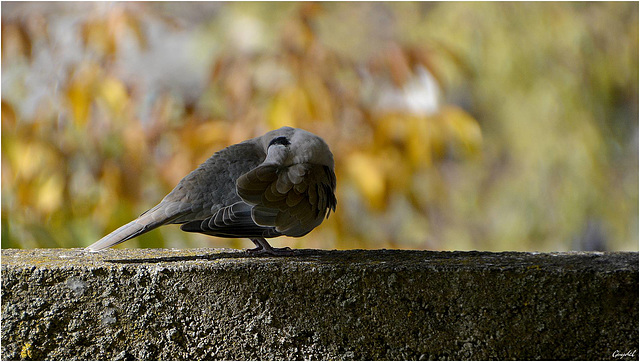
left=82, top=19, right=116, bottom=58
left=66, top=64, right=100, bottom=126
left=303, top=75, right=334, bottom=122
left=440, top=105, right=483, bottom=157
left=98, top=76, right=129, bottom=118
left=345, top=152, right=386, bottom=210
left=268, top=85, right=312, bottom=128
left=14, top=141, right=50, bottom=181
left=37, top=173, right=64, bottom=213
left=67, top=82, right=92, bottom=126
left=406, top=116, right=433, bottom=168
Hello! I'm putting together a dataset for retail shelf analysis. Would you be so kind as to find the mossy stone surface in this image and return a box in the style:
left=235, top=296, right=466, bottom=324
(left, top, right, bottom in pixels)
left=1, top=248, right=638, bottom=360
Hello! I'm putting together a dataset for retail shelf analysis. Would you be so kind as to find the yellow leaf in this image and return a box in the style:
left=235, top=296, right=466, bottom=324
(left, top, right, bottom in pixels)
left=441, top=106, right=483, bottom=156
left=37, top=173, right=64, bottom=213
left=67, top=81, right=92, bottom=126
left=82, top=19, right=116, bottom=58
left=346, top=152, right=386, bottom=210
left=268, top=85, right=312, bottom=129
left=189, top=121, right=232, bottom=155
left=374, top=114, right=434, bottom=168
left=67, top=64, right=100, bottom=126
left=14, top=142, right=48, bottom=181
left=375, top=113, right=408, bottom=145
left=304, top=75, right=333, bottom=122
left=406, top=116, right=433, bottom=168
left=380, top=146, right=412, bottom=191
left=99, top=76, right=129, bottom=117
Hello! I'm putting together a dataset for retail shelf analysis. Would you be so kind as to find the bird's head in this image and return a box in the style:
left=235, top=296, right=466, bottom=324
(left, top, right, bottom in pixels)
left=260, top=127, right=334, bottom=168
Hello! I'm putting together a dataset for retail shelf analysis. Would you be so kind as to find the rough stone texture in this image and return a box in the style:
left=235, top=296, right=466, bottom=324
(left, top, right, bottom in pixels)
left=1, top=248, right=638, bottom=360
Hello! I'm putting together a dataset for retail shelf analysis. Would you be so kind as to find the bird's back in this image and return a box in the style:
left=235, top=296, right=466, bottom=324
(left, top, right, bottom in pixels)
left=164, top=140, right=267, bottom=223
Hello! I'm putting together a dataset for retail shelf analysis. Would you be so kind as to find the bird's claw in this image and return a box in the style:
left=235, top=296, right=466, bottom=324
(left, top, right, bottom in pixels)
left=247, top=238, right=295, bottom=256
left=245, top=245, right=294, bottom=256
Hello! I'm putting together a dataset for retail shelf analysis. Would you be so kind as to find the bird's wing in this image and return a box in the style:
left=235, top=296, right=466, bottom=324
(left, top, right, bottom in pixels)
left=179, top=201, right=281, bottom=238
left=236, top=163, right=337, bottom=237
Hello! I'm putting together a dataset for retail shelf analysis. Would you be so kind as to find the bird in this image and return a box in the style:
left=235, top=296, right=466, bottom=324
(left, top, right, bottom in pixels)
left=86, top=126, right=337, bottom=256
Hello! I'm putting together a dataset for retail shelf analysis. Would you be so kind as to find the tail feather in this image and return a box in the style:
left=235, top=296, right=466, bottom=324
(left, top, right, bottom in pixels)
left=86, top=202, right=190, bottom=252
left=85, top=219, right=150, bottom=252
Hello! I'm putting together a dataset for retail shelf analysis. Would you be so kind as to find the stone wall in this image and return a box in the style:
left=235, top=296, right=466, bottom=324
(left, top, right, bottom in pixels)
left=1, top=248, right=638, bottom=360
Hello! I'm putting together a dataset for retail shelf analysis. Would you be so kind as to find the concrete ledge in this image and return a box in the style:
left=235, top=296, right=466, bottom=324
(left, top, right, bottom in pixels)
left=1, top=248, right=638, bottom=360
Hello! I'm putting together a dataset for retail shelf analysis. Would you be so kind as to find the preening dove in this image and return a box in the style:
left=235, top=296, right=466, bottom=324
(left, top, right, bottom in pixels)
left=86, top=127, right=337, bottom=255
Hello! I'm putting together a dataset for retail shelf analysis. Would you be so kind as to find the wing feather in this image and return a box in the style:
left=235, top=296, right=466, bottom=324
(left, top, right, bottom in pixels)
left=236, top=163, right=336, bottom=237
left=180, top=201, right=282, bottom=238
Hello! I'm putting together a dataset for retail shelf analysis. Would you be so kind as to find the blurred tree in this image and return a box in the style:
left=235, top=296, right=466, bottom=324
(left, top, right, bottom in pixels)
left=1, top=2, right=637, bottom=251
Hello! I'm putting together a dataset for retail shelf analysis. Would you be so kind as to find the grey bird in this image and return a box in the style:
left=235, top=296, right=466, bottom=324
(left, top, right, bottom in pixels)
left=86, top=126, right=337, bottom=255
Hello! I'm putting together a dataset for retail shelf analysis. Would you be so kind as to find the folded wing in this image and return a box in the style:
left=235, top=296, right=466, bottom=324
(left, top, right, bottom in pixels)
left=179, top=201, right=282, bottom=238
left=236, top=163, right=337, bottom=237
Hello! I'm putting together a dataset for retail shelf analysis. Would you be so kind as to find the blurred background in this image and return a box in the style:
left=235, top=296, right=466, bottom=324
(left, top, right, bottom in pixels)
left=2, top=2, right=638, bottom=251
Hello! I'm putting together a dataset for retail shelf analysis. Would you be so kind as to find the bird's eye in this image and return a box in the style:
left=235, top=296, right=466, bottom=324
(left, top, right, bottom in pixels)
left=269, top=136, right=291, bottom=147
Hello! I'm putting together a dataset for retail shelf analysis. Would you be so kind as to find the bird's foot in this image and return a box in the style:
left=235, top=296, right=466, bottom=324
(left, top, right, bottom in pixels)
left=246, top=245, right=264, bottom=253
left=247, top=238, right=294, bottom=256
left=246, top=247, right=294, bottom=256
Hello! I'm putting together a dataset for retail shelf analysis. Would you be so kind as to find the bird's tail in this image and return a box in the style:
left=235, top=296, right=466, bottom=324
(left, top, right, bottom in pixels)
left=85, top=203, right=187, bottom=252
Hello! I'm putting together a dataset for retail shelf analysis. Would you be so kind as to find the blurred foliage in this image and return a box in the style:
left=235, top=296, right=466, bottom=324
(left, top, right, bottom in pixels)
left=1, top=2, right=637, bottom=251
